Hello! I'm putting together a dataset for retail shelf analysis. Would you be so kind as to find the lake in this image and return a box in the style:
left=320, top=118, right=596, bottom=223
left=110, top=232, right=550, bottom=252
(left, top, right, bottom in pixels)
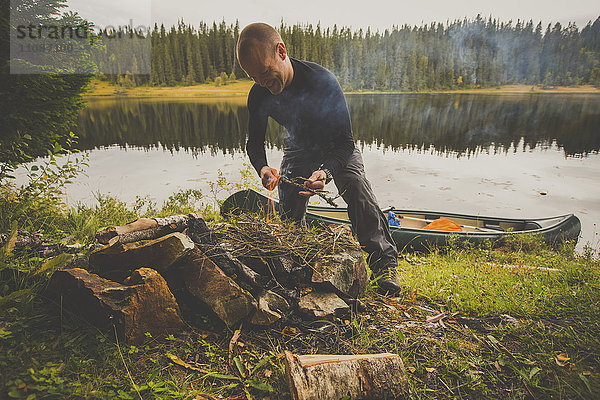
left=18, top=93, right=600, bottom=251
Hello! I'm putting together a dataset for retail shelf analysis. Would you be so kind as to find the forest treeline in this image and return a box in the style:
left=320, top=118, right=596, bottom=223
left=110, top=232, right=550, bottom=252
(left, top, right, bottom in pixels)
left=107, top=15, right=600, bottom=90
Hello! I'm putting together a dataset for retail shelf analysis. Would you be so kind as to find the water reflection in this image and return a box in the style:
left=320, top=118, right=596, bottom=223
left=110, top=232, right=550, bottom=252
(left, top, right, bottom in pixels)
left=349, top=94, right=600, bottom=157
left=78, top=94, right=600, bottom=157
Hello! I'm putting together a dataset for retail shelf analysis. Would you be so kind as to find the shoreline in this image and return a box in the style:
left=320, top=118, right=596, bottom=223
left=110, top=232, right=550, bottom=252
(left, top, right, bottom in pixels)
left=84, top=79, right=600, bottom=99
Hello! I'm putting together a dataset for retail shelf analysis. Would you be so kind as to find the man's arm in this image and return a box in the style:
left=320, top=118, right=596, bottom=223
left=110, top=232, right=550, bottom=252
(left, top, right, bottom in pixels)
left=246, top=88, right=280, bottom=189
left=246, top=88, right=269, bottom=175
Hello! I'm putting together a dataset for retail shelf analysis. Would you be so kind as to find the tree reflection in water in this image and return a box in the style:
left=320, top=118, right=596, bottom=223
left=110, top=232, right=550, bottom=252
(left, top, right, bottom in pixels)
left=78, top=94, right=600, bottom=158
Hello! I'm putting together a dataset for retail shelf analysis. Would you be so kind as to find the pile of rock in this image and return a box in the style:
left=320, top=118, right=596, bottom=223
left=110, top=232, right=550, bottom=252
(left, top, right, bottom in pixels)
left=46, top=213, right=368, bottom=344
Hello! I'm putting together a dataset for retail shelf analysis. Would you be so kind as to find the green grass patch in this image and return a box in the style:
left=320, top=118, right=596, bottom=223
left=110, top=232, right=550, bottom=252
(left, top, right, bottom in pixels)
left=1, top=171, right=599, bottom=398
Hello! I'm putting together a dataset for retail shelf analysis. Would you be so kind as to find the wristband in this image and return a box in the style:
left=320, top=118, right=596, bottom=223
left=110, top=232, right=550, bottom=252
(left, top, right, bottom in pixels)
left=318, top=165, right=333, bottom=184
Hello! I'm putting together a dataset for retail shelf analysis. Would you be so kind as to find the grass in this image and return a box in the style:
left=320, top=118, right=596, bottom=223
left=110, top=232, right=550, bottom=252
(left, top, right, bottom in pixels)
left=84, top=78, right=600, bottom=99
left=1, top=178, right=599, bottom=399
left=392, top=242, right=600, bottom=399
left=85, top=79, right=254, bottom=99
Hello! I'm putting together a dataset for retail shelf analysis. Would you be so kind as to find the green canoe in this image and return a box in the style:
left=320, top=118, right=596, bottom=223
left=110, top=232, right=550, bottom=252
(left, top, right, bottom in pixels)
left=221, top=189, right=581, bottom=253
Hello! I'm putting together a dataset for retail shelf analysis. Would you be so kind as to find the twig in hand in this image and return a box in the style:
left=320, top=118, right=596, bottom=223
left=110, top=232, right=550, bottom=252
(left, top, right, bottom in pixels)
left=279, top=176, right=340, bottom=207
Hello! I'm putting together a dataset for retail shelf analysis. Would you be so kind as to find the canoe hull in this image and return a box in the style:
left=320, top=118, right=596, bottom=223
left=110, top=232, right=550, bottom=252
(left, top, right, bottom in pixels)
left=221, top=189, right=581, bottom=253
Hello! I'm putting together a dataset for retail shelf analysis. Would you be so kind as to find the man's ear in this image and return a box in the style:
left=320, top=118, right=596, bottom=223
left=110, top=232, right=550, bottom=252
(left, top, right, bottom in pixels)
left=276, top=42, right=287, bottom=60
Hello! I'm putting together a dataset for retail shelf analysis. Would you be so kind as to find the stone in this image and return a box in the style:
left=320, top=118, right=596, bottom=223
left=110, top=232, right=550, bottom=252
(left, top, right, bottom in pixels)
left=250, top=290, right=290, bottom=326
left=89, top=232, right=195, bottom=276
left=198, top=245, right=269, bottom=294
left=311, top=249, right=368, bottom=298
left=298, top=292, right=350, bottom=319
left=239, top=255, right=305, bottom=287
left=46, top=268, right=184, bottom=344
left=180, top=249, right=257, bottom=328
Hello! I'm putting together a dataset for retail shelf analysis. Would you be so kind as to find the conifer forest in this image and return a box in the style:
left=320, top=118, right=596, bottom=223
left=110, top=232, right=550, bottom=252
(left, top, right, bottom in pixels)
left=107, top=16, right=600, bottom=90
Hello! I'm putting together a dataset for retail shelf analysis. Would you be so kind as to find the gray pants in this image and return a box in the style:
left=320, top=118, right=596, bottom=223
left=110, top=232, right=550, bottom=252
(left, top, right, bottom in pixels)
left=278, top=147, right=398, bottom=272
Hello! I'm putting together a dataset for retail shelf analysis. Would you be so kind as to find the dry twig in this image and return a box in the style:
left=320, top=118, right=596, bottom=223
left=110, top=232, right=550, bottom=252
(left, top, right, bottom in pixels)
left=279, top=176, right=341, bottom=207
left=213, top=214, right=360, bottom=269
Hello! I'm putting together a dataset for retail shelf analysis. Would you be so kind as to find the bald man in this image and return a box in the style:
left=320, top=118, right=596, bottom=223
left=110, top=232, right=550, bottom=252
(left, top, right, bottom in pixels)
left=237, top=22, right=402, bottom=295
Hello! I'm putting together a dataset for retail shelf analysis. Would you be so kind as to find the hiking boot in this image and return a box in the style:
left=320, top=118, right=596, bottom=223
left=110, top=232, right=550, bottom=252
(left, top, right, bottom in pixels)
left=375, top=263, right=404, bottom=296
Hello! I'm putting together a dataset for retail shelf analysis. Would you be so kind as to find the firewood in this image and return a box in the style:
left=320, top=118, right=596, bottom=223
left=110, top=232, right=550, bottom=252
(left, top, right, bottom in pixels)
left=96, top=214, right=200, bottom=244
left=284, top=351, right=407, bottom=400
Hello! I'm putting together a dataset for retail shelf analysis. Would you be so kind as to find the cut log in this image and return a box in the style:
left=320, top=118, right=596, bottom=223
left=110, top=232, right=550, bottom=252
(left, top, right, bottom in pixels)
left=186, top=215, right=224, bottom=245
left=0, top=230, right=87, bottom=258
left=284, top=351, right=407, bottom=400
left=96, top=214, right=200, bottom=244
left=89, top=232, right=195, bottom=280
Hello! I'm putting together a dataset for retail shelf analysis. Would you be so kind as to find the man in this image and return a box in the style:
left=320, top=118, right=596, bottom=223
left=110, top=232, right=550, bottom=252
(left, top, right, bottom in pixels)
left=236, top=22, right=402, bottom=295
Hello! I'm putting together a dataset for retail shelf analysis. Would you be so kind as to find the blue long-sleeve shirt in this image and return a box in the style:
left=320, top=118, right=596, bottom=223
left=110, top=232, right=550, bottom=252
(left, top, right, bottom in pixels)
left=246, top=57, right=355, bottom=175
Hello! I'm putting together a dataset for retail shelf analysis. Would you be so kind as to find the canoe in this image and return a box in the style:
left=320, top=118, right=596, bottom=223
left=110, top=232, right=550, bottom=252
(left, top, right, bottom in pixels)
left=221, top=189, right=581, bottom=253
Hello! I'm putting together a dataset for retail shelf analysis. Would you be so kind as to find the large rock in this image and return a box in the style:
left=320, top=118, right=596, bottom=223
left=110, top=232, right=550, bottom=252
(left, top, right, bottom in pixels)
left=250, top=290, right=290, bottom=326
left=198, top=245, right=269, bottom=295
left=298, top=292, right=350, bottom=319
left=180, top=249, right=257, bottom=328
left=89, top=232, right=195, bottom=277
left=311, top=249, right=368, bottom=298
left=239, top=255, right=307, bottom=287
left=46, top=268, right=184, bottom=344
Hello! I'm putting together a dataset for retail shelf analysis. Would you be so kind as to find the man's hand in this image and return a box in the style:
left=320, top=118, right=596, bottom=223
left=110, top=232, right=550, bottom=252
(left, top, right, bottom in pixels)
left=299, top=170, right=327, bottom=197
left=260, top=166, right=279, bottom=190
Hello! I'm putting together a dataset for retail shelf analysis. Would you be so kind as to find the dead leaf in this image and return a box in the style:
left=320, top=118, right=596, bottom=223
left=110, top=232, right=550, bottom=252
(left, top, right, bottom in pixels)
left=494, top=361, right=501, bottom=372
left=228, top=324, right=242, bottom=370
left=487, top=334, right=501, bottom=346
left=582, top=371, right=591, bottom=376
left=198, top=330, right=212, bottom=339
left=408, top=366, right=416, bottom=373
left=427, top=312, right=447, bottom=323
left=282, top=326, right=297, bottom=334
left=415, top=305, right=437, bottom=313
left=529, top=367, right=541, bottom=379
left=555, top=353, right=570, bottom=367
left=167, top=354, right=209, bottom=373
left=425, top=367, right=435, bottom=373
